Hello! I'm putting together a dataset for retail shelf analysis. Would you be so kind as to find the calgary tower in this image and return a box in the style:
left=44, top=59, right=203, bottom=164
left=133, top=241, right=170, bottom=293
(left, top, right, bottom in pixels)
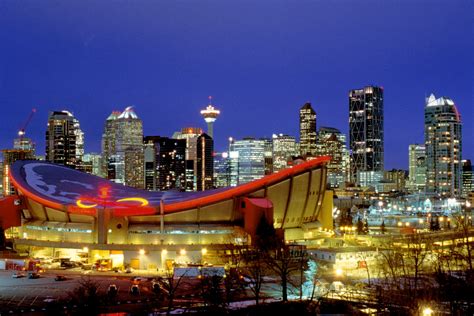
left=200, top=96, right=220, bottom=139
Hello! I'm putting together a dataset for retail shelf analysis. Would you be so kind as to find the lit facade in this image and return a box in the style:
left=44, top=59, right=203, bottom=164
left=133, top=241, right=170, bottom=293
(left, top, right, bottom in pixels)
left=230, top=138, right=266, bottom=185
left=143, top=136, right=186, bottom=191
left=424, top=94, right=462, bottom=196
left=272, top=134, right=297, bottom=173
left=315, top=127, right=350, bottom=188
left=349, top=86, right=384, bottom=184
left=1, top=149, right=35, bottom=196
left=408, top=144, right=426, bottom=193
left=200, top=97, right=220, bottom=139
left=102, top=107, right=144, bottom=189
left=197, top=133, right=214, bottom=191
left=213, top=152, right=230, bottom=188
left=1, top=158, right=332, bottom=270
left=82, top=153, right=103, bottom=177
left=384, top=169, right=407, bottom=192
left=45, top=110, right=83, bottom=168
left=173, top=127, right=203, bottom=191
left=299, top=102, right=317, bottom=157
left=462, top=160, right=473, bottom=198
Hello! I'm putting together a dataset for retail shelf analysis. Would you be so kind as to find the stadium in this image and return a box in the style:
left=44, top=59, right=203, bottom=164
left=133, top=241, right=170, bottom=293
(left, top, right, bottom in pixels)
left=0, top=157, right=333, bottom=271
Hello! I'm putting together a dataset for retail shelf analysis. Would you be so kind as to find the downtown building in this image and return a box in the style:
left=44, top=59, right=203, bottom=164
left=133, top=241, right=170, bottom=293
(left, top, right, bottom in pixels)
left=299, top=102, right=317, bottom=157
left=45, top=110, right=84, bottom=168
left=462, top=160, right=473, bottom=198
left=173, top=127, right=203, bottom=191
left=143, top=136, right=186, bottom=191
left=349, top=86, right=384, bottom=187
left=315, top=127, right=350, bottom=188
left=102, top=107, right=144, bottom=189
left=196, top=133, right=214, bottom=191
left=408, top=144, right=427, bottom=193
left=229, top=138, right=266, bottom=185
left=272, top=134, right=297, bottom=173
left=424, top=94, right=462, bottom=197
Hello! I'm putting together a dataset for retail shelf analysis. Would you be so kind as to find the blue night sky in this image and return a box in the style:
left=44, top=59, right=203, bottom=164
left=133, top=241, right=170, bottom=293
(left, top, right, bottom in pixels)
left=0, top=0, right=472, bottom=170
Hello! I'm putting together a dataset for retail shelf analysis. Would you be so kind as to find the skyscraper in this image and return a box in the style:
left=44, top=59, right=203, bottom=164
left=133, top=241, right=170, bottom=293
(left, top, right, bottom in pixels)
left=315, top=127, right=350, bottom=188
left=408, top=144, right=426, bottom=193
left=462, top=160, right=473, bottom=198
left=424, top=94, right=462, bottom=196
left=173, top=127, right=203, bottom=191
left=349, top=86, right=384, bottom=185
left=143, top=136, right=186, bottom=191
left=299, top=102, right=317, bottom=157
left=230, top=137, right=265, bottom=185
left=102, top=107, right=144, bottom=189
left=45, top=110, right=83, bottom=168
left=200, top=96, right=220, bottom=139
left=272, top=134, right=297, bottom=173
left=196, top=133, right=214, bottom=191
left=1, top=149, right=35, bottom=196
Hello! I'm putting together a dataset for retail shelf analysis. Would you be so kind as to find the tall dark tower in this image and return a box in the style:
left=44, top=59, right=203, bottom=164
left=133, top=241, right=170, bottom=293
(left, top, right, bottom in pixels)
left=299, top=102, right=317, bottom=157
left=349, top=86, right=384, bottom=184
left=46, top=110, right=83, bottom=168
left=197, top=133, right=214, bottom=191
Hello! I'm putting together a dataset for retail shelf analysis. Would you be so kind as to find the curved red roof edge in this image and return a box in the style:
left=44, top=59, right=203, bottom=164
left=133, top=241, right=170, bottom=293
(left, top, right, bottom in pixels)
left=163, top=156, right=330, bottom=213
left=9, top=156, right=330, bottom=215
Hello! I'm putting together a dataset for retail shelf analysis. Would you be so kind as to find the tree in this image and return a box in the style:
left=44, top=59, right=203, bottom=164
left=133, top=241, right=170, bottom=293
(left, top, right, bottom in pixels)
left=67, top=276, right=103, bottom=314
left=200, top=275, right=226, bottom=313
left=380, top=220, right=386, bottom=234
left=240, top=248, right=267, bottom=305
left=356, top=217, right=364, bottom=235
left=159, top=268, right=188, bottom=316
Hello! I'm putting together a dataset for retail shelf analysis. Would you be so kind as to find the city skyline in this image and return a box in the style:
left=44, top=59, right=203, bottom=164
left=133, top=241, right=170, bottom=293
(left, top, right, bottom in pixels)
left=0, top=1, right=472, bottom=170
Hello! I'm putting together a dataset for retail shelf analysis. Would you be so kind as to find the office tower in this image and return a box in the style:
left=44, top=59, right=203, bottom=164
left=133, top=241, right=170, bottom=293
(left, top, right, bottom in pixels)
left=262, top=138, right=273, bottom=175
left=349, top=86, right=384, bottom=185
left=2, top=149, right=35, bottom=196
left=83, top=153, right=103, bottom=177
left=424, top=94, right=462, bottom=196
left=214, top=152, right=230, bottom=188
left=272, top=134, right=297, bottom=173
left=143, top=136, right=186, bottom=191
left=316, top=127, right=350, bottom=188
left=384, top=169, right=407, bottom=192
left=462, top=160, right=473, bottom=198
left=173, top=127, right=203, bottom=191
left=408, top=144, right=427, bottom=193
left=200, top=96, right=220, bottom=139
left=45, top=110, right=83, bottom=167
left=196, top=133, right=214, bottom=191
left=102, top=107, right=144, bottom=189
left=299, top=102, right=317, bottom=157
left=230, top=138, right=265, bottom=185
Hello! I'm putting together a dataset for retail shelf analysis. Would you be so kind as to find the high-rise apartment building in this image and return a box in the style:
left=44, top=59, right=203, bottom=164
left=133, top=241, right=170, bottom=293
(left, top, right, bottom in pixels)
left=196, top=133, right=214, bottom=191
left=408, top=144, right=426, bottom=193
left=230, top=138, right=265, bottom=185
left=349, top=86, right=384, bottom=185
left=315, top=127, right=350, bottom=188
left=424, top=94, right=462, bottom=196
left=299, top=102, right=317, bottom=157
left=102, top=107, right=144, bottom=189
left=272, top=134, right=297, bottom=173
left=45, top=111, right=83, bottom=168
left=83, top=153, right=103, bottom=177
left=143, top=136, right=186, bottom=191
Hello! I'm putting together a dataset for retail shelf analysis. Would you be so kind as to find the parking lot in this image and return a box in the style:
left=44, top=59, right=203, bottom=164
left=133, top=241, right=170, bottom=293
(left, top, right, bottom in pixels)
left=0, top=270, right=162, bottom=313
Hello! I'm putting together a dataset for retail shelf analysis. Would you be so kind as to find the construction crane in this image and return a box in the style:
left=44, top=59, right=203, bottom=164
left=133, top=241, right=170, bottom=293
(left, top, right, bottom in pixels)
left=18, top=108, right=36, bottom=139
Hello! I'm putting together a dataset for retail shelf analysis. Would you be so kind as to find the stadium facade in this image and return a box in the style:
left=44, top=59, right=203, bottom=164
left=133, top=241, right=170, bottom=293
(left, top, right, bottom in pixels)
left=0, top=157, right=332, bottom=270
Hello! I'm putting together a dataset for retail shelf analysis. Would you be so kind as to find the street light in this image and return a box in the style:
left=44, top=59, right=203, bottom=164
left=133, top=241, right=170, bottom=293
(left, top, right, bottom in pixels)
left=335, top=268, right=343, bottom=277
left=139, top=249, right=145, bottom=255
left=422, top=307, right=433, bottom=315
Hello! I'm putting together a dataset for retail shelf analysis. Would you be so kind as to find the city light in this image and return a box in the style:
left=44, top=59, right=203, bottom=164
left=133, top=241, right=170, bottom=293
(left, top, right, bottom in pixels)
left=180, top=249, right=186, bottom=256
left=422, top=307, right=433, bottom=316
left=139, top=249, right=145, bottom=255
left=335, top=268, right=343, bottom=276
left=201, top=248, right=207, bottom=255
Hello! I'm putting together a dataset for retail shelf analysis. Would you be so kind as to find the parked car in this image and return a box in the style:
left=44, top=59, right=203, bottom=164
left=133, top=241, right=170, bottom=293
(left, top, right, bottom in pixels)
left=28, top=272, right=40, bottom=279
left=12, top=272, right=25, bottom=278
left=130, top=284, right=140, bottom=295
left=54, top=275, right=67, bottom=281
